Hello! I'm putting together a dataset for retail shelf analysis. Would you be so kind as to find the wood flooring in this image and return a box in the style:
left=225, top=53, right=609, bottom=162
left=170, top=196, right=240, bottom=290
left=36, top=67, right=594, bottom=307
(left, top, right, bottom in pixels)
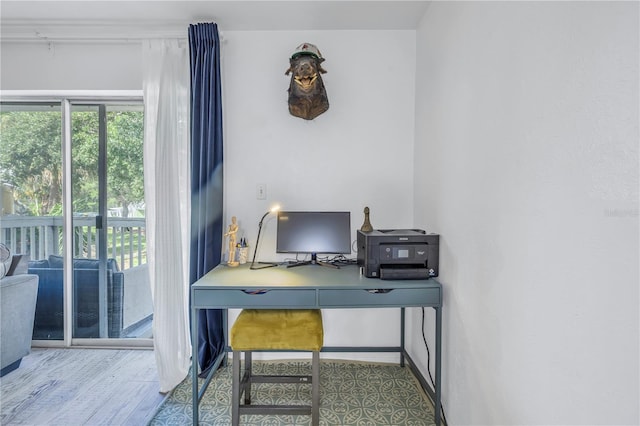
left=0, top=348, right=167, bottom=425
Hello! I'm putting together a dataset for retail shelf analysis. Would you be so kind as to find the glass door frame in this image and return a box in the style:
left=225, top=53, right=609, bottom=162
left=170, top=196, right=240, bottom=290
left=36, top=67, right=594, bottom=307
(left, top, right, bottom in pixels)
left=68, top=102, right=110, bottom=340
left=1, top=91, right=151, bottom=348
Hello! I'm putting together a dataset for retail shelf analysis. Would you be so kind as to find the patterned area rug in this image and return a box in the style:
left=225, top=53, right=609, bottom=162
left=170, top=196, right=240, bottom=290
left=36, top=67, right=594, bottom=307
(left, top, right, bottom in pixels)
left=149, top=360, right=435, bottom=425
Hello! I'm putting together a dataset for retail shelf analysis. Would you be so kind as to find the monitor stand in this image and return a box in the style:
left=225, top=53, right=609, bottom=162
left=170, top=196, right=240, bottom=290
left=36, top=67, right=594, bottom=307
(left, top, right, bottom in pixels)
left=286, top=253, right=339, bottom=269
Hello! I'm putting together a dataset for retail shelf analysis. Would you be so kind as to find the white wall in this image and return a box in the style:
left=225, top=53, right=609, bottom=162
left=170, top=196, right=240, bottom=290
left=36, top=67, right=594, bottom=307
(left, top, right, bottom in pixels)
left=413, top=2, right=639, bottom=424
left=222, top=30, right=416, bottom=259
left=222, top=30, right=416, bottom=360
left=0, top=42, right=142, bottom=90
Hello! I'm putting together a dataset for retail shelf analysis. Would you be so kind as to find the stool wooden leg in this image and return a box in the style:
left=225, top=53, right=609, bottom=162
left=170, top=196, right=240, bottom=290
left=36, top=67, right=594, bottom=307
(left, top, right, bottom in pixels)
left=312, top=351, right=320, bottom=426
left=232, top=351, right=240, bottom=426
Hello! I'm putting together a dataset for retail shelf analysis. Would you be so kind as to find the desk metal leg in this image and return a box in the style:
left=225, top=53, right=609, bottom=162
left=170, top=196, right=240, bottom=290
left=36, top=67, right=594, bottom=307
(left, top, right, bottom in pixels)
left=400, top=307, right=405, bottom=367
left=223, top=309, right=228, bottom=366
left=192, top=306, right=199, bottom=426
left=435, top=306, right=442, bottom=426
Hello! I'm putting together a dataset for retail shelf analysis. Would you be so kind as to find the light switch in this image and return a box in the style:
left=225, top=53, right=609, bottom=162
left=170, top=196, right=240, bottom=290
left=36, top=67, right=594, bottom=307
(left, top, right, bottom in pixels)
left=256, top=184, right=267, bottom=200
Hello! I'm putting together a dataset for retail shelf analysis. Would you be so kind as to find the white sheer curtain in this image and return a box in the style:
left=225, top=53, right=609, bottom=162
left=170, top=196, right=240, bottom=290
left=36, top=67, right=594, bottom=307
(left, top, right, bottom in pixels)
left=142, top=39, right=192, bottom=393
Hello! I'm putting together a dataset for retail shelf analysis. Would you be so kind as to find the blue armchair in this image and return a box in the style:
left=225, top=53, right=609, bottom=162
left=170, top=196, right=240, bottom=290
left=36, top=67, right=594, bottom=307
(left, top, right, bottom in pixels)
left=28, top=255, right=124, bottom=339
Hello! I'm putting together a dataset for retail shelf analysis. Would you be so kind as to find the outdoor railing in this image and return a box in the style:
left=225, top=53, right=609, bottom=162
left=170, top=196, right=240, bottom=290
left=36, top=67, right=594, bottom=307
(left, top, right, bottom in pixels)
left=0, top=215, right=147, bottom=270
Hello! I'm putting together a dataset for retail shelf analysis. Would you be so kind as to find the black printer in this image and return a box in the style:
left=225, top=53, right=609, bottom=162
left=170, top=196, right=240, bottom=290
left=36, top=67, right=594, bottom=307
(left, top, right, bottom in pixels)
left=357, top=229, right=439, bottom=279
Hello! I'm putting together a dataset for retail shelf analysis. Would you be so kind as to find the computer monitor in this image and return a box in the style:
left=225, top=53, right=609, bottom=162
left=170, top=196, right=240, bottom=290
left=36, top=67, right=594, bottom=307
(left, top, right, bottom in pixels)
left=276, top=211, right=351, bottom=268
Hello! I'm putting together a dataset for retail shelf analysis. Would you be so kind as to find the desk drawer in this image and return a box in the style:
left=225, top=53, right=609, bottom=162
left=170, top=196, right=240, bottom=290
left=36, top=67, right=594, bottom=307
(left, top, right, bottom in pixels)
left=318, top=287, right=440, bottom=307
left=193, top=288, right=317, bottom=308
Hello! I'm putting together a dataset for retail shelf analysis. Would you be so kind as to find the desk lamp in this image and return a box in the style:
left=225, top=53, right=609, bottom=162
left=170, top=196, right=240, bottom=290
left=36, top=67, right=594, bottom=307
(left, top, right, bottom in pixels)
left=250, top=205, right=280, bottom=270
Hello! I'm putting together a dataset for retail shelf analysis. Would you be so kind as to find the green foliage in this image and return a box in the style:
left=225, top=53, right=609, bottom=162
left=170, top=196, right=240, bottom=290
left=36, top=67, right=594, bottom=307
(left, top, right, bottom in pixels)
left=0, top=110, right=62, bottom=215
left=0, top=106, right=145, bottom=218
left=71, top=111, right=100, bottom=214
left=107, top=111, right=145, bottom=216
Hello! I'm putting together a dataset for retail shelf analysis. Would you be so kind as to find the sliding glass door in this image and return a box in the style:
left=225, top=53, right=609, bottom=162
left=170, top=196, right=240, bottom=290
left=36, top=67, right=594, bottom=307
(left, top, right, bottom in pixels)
left=70, top=102, right=151, bottom=341
left=0, top=97, right=151, bottom=345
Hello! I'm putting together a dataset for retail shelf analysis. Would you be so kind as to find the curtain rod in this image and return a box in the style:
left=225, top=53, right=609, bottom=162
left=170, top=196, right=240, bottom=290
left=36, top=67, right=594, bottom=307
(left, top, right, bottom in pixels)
left=0, top=90, right=144, bottom=103
left=1, top=21, right=225, bottom=43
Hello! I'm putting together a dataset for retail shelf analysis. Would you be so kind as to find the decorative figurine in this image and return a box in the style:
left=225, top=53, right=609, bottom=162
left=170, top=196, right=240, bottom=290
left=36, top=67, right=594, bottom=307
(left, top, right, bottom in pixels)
left=225, top=216, right=239, bottom=267
left=360, top=206, right=373, bottom=232
left=285, top=43, right=329, bottom=120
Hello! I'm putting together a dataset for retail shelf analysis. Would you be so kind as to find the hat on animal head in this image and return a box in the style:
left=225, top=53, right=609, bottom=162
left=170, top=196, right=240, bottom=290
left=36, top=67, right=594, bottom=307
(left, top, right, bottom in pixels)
left=291, top=43, right=323, bottom=60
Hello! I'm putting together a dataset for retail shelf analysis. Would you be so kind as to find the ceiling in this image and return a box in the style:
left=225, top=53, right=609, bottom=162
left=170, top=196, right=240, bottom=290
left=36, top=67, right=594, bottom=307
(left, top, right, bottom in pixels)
left=0, top=1, right=431, bottom=42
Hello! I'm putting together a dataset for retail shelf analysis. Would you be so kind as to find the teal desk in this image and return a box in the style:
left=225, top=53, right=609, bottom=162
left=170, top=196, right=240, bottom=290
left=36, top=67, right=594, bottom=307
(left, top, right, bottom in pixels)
left=191, top=264, right=443, bottom=425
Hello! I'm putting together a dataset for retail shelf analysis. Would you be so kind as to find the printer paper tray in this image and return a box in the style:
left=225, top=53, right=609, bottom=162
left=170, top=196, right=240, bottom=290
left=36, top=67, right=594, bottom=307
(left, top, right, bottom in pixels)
left=379, top=267, right=429, bottom=280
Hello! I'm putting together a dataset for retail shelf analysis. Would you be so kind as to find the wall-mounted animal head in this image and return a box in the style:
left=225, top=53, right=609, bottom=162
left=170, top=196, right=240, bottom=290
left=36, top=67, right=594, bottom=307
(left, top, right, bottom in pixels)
left=285, top=43, right=329, bottom=120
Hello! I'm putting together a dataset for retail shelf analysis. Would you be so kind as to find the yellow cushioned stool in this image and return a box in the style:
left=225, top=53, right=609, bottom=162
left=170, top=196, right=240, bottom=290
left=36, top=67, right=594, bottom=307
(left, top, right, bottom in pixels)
left=230, top=309, right=323, bottom=426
